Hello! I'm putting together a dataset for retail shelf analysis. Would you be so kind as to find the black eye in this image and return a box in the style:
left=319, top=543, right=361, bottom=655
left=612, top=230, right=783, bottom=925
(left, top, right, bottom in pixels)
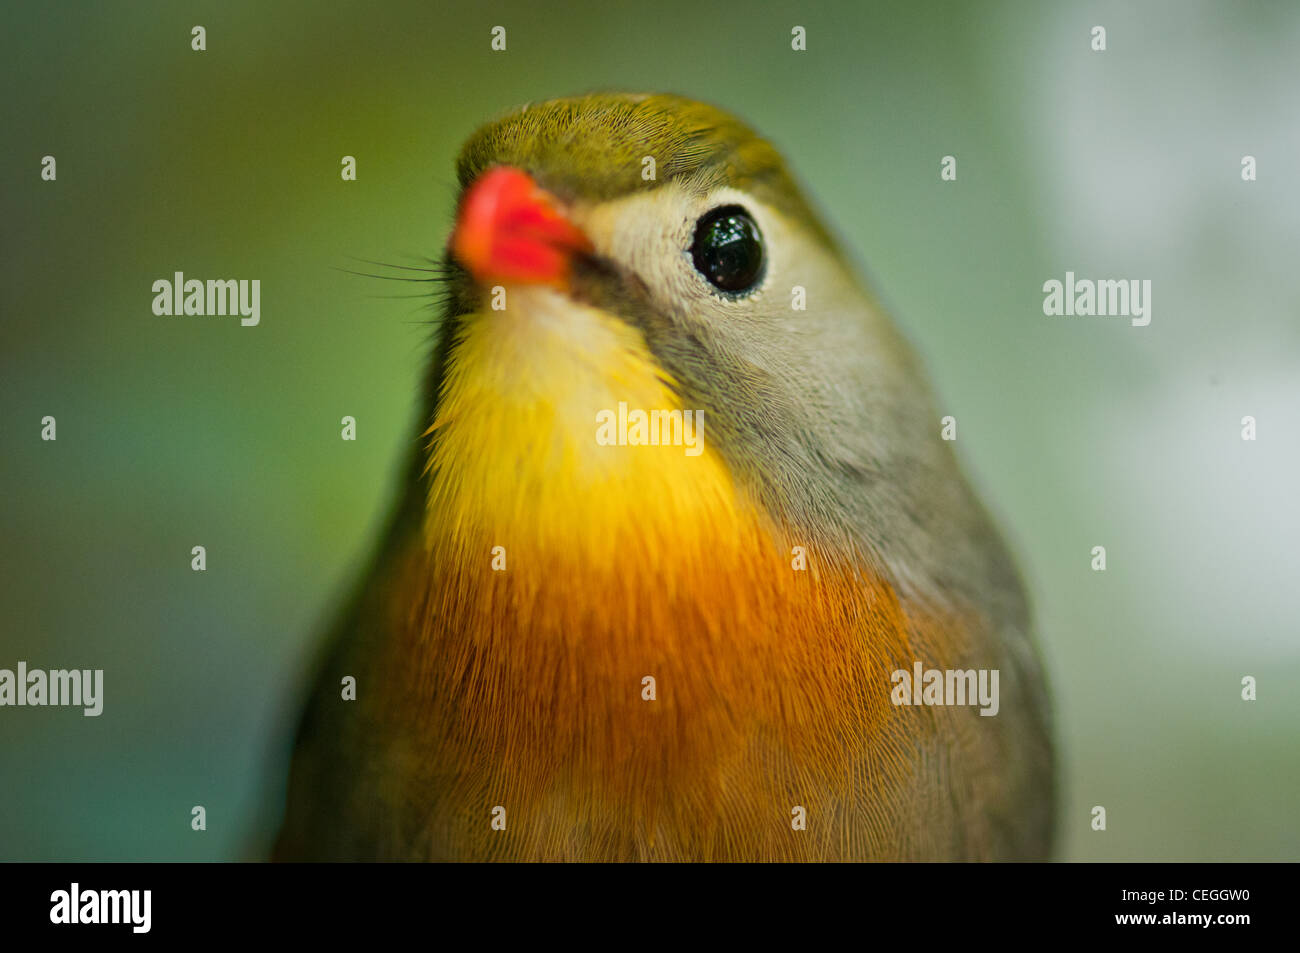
left=690, top=205, right=765, bottom=294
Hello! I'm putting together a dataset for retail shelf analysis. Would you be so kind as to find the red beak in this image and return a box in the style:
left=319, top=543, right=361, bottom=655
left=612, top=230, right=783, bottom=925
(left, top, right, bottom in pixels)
left=450, top=166, right=592, bottom=287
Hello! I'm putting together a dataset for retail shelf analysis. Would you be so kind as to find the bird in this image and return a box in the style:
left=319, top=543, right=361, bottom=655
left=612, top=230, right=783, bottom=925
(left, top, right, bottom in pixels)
left=273, top=92, right=1055, bottom=862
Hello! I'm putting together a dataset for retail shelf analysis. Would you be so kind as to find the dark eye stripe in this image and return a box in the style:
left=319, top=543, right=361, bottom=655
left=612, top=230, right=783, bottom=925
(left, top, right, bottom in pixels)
left=690, top=206, right=765, bottom=295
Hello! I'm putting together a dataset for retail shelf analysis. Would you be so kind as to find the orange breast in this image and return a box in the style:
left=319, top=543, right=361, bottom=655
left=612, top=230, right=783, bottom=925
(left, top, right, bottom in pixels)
left=384, top=295, right=951, bottom=859
left=382, top=506, right=947, bottom=860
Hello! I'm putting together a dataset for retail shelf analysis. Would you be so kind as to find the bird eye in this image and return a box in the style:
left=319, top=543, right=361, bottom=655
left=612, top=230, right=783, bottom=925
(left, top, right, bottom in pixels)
left=690, top=205, right=765, bottom=295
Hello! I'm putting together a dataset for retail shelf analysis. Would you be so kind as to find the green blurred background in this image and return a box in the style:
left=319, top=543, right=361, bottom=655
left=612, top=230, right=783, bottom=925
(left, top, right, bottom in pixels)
left=2, top=0, right=1297, bottom=861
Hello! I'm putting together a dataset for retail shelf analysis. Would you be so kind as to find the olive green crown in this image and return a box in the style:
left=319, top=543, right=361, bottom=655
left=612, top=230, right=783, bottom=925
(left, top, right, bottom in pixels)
left=456, top=92, right=832, bottom=245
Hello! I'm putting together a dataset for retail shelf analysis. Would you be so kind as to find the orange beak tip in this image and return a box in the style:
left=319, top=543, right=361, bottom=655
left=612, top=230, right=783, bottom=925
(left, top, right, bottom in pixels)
left=451, top=166, right=591, bottom=287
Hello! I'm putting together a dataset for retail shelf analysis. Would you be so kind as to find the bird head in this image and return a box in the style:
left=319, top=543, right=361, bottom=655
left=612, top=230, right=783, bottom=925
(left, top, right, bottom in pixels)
left=428, top=92, right=965, bottom=591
